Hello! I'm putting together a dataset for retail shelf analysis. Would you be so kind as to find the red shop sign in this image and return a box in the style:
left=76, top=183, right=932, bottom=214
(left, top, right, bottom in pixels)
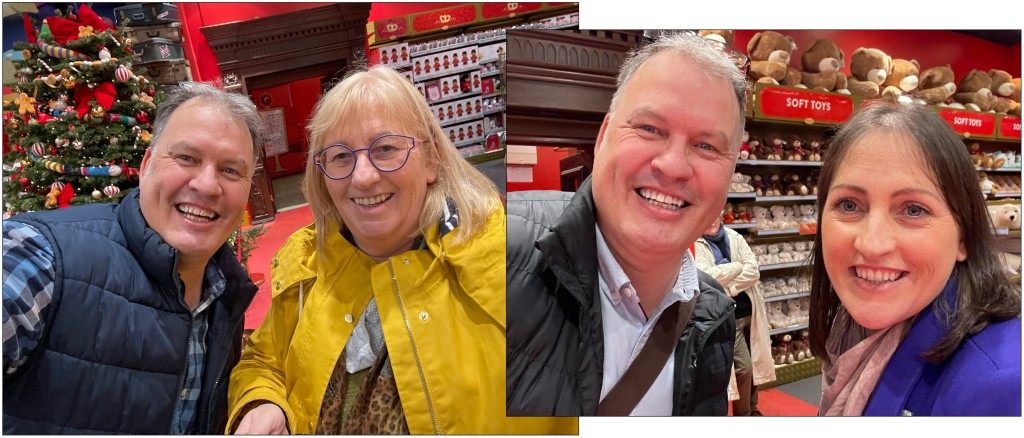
left=757, top=86, right=854, bottom=124
left=482, top=2, right=543, bottom=19
left=999, top=116, right=1022, bottom=139
left=413, top=5, right=477, bottom=32
left=374, top=17, right=408, bottom=40
left=938, top=108, right=996, bottom=137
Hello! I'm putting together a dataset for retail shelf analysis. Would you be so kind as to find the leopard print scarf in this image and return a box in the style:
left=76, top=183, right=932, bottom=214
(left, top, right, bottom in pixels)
left=317, top=347, right=409, bottom=434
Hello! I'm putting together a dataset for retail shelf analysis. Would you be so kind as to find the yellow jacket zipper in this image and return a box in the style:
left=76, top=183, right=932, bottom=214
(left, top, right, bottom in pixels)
left=387, top=259, right=441, bottom=434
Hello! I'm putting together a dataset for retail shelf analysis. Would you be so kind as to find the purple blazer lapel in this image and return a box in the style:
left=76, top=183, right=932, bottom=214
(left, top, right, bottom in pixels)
left=863, top=277, right=957, bottom=416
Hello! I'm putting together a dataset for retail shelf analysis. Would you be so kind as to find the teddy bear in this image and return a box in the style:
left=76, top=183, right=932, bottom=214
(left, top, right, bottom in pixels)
left=804, top=174, right=819, bottom=195
left=914, top=64, right=958, bottom=105
left=751, top=205, right=772, bottom=230
left=767, top=301, right=786, bottom=329
left=778, top=333, right=796, bottom=364
left=751, top=174, right=768, bottom=196
left=698, top=29, right=735, bottom=45
left=722, top=203, right=737, bottom=224
left=765, top=136, right=784, bottom=161
left=768, top=174, right=784, bottom=197
left=783, top=206, right=800, bottom=229
left=953, top=69, right=993, bottom=112
left=992, top=174, right=1021, bottom=192
left=790, top=335, right=808, bottom=362
left=1009, top=77, right=1021, bottom=117
left=766, top=243, right=782, bottom=265
left=739, top=130, right=751, bottom=160
left=807, top=139, right=823, bottom=161
left=846, top=47, right=893, bottom=99
left=748, top=137, right=763, bottom=160
left=786, top=173, right=808, bottom=196
left=880, top=58, right=920, bottom=105
left=968, top=142, right=985, bottom=166
left=989, top=203, right=1022, bottom=230
left=746, top=30, right=801, bottom=87
left=769, top=204, right=787, bottom=228
left=736, top=202, right=753, bottom=223
left=988, top=69, right=1015, bottom=114
left=778, top=242, right=795, bottom=263
left=798, top=203, right=816, bottom=224
left=799, top=38, right=848, bottom=93
left=730, top=172, right=753, bottom=193
left=789, top=138, right=807, bottom=161
left=979, top=172, right=1000, bottom=194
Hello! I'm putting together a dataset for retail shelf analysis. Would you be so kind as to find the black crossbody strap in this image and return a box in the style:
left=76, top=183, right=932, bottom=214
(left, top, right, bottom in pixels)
left=597, top=292, right=699, bottom=416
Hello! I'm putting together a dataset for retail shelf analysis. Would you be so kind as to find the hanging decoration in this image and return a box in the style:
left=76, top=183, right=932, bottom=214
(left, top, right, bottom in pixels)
left=27, top=149, right=128, bottom=177
left=74, top=82, right=116, bottom=118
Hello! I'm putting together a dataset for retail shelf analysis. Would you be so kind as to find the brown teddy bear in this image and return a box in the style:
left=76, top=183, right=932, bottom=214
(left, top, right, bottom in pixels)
left=914, top=64, right=957, bottom=105
left=786, top=173, right=808, bottom=196
left=799, top=38, right=848, bottom=93
left=747, top=30, right=802, bottom=87
left=698, top=29, right=735, bottom=45
left=880, top=58, right=920, bottom=105
left=953, top=69, right=993, bottom=112
left=1010, top=77, right=1021, bottom=117
left=988, top=69, right=1015, bottom=114
left=847, top=47, right=893, bottom=99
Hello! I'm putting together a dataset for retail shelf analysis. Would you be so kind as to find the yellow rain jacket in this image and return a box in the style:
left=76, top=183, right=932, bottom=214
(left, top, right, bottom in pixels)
left=226, top=208, right=575, bottom=434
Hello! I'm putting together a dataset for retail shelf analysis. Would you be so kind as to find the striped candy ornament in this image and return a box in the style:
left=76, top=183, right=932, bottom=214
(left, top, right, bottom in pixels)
left=36, top=41, right=86, bottom=60
left=102, top=185, right=120, bottom=197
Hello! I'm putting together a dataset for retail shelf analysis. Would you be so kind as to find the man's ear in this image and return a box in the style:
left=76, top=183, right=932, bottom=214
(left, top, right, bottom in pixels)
left=594, top=113, right=612, bottom=155
left=139, top=147, right=153, bottom=180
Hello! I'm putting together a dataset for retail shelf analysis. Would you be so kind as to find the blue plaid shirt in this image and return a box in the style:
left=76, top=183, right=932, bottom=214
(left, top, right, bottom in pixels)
left=3, top=221, right=226, bottom=434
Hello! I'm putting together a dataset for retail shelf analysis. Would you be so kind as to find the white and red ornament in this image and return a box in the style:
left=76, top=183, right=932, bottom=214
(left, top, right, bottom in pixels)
left=30, top=143, right=45, bottom=156
left=51, top=181, right=65, bottom=191
left=107, top=165, right=122, bottom=177
left=115, top=65, right=133, bottom=83
left=102, top=185, right=120, bottom=197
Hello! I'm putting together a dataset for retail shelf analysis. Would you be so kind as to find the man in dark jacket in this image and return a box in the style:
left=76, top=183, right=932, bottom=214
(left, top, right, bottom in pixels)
left=3, top=83, right=264, bottom=434
left=506, top=32, right=749, bottom=416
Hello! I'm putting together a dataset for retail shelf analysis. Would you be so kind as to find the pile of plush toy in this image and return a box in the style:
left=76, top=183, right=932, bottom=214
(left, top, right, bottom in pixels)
left=750, top=240, right=812, bottom=266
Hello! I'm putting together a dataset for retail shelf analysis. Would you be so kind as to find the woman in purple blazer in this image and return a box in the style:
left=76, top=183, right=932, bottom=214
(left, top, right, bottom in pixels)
left=808, top=103, right=1021, bottom=416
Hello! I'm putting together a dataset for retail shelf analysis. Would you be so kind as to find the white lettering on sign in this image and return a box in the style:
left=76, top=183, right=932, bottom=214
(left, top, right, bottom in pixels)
left=786, top=97, right=831, bottom=111
left=1014, top=123, right=1021, bottom=131
left=954, top=117, right=982, bottom=127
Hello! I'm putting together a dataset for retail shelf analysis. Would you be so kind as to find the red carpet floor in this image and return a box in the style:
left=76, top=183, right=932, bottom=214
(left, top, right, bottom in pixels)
left=242, top=205, right=820, bottom=416
left=244, top=205, right=313, bottom=330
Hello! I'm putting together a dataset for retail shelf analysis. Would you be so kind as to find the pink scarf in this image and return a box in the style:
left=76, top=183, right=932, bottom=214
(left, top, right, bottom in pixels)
left=819, top=307, right=911, bottom=416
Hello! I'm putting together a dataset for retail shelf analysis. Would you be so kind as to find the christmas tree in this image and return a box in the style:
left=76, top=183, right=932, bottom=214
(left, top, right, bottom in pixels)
left=2, top=4, right=163, bottom=217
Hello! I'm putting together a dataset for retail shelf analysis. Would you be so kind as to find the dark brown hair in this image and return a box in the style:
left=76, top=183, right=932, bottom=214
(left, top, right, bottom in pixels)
left=809, top=101, right=1021, bottom=364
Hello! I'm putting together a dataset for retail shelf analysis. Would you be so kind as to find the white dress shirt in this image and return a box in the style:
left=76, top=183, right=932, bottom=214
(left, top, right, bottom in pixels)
left=595, top=224, right=699, bottom=415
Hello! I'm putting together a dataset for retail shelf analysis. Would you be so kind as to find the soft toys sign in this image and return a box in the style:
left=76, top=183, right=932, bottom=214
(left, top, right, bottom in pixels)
left=757, top=85, right=854, bottom=123
left=937, top=108, right=996, bottom=137
left=999, top=116, right=1021, bottom=139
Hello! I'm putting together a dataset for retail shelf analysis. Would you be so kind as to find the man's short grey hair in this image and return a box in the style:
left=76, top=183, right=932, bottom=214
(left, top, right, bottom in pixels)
left=149, top=82, right=265, bottom=165
left=610, top=32, right=747, bottom=133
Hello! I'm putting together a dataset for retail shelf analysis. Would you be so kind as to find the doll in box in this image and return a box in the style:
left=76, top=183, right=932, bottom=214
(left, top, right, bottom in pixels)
left=453, top=53, right=461, bottom=68
left=471, top=49, right=478, bottom=63
left=456, top=103, right=464, bottom=118
left=458, top=127, right=466, bottom=141
left=415, top=61, right=422, bottom=76
left=391, top=49, right=399, bottom=64
left=443, top=55, right=451, bottom=70
left=433, top=56, right=441, bottom=72
left=438, top=107, right=446, bottom=121
left=425, top=60, right=433, bottom=74
left=401, top=46, right=408, bottom=62
left=449, top=129, right=456, bottom=142
left=476, top=123, right=483, bottom=137
left=467, top=125, right=474, bottom=139
left=462, top=50, right=469, bottom=65
left=447, top=105, right=454, bottom=120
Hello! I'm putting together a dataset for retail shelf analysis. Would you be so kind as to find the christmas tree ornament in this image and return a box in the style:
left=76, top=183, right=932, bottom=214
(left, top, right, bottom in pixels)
left=14, top=93, right=36, bottom=115
left=62, top=75, right=77, bottom=89
left=30, top=143, right=45, bottom=156
left=102, top=185, right=120, bottom=197
left=37, top=58, right=52, bottom=72
left=136, top=111, right=149, bottom=124
left=72, top=140, right=84, bottom=150
left=55, top=138, right=66, bottom=147
left=91, top=189, right=102, bottom=199
left=105, top=113, right=137, bottom=125
left=37, top=40, right=86, bottom=60
left=22, top=49, right=32, bottom=59
left=115, top=65, right=133, bottom=82
left=51, top=181, right=65, bottom=191
left=109, top=136, right=119, bottom=145
left=139, top=130, right=152, bottom=143
left=20, top=177, right=30, bottom=186
left=45, top=186, right=60, bottom=208
left=91, top=105, right=106, bottom=120
left=20, top=160, right=32, bottom=168
left=108, top=165, right=122, bottom=177
left=98, top=47, right=112, bottom=62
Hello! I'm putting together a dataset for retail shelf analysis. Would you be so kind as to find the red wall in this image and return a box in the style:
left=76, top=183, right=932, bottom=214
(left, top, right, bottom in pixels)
left=734, top=30, right=1021, bottom=78
left=507, top=147, right=575, bottom=192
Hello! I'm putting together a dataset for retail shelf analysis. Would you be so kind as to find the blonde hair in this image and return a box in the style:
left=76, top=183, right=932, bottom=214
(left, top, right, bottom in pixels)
left=303, top=65, right=500, bottom=256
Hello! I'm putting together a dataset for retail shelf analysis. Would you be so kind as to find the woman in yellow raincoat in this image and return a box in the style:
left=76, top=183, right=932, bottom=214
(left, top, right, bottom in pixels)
left=225, top=66, right=574, bottom=434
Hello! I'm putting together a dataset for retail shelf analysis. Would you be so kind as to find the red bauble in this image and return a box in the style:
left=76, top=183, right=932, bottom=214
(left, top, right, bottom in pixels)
left=148, top=87, right=155, bottom=96
left=137, top=112, right=150, bottom=124
left=19, top=177, right=29, bottom=186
